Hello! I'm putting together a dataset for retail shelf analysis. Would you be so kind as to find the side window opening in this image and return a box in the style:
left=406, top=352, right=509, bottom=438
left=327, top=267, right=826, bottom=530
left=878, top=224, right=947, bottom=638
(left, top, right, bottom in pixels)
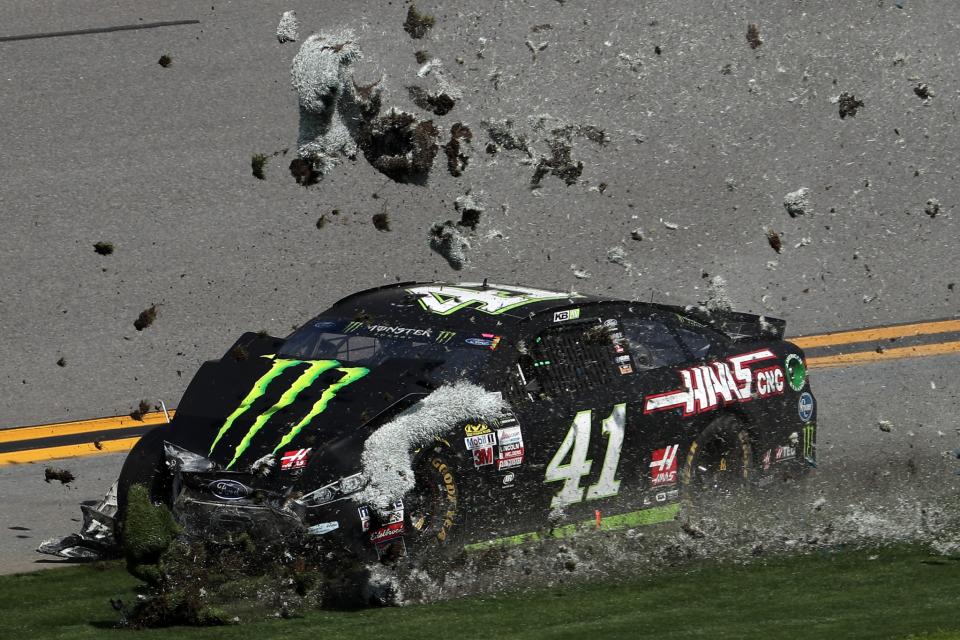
left=517, top=321, right=616, bottom=397
left=673, top=325, right=715, bottom=361
left=620, top=317, right=687, bottom=370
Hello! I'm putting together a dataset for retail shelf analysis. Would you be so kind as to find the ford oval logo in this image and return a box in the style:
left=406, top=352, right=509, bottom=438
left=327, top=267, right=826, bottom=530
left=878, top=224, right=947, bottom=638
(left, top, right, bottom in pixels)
left=209, top=479, right=251, bottom=500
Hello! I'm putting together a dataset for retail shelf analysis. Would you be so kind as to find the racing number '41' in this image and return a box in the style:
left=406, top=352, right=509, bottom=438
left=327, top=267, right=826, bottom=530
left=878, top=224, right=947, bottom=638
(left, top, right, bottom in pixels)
left=545, top=404, right=626, bottom=508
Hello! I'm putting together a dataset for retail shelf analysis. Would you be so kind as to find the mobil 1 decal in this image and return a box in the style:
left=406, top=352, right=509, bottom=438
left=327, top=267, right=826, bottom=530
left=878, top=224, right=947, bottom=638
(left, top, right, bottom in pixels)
left=463, top=420, right=526, bottom=470
left=643, top=349, right=785, bottom=417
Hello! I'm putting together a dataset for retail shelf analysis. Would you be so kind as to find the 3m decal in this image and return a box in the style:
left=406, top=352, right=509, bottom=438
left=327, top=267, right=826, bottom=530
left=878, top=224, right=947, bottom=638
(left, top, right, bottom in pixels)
left=407, top=283, right=581, bottom=316
left=798, top=392, right=814, bottom=422
left=649, top=445, right=679, bottom=487
left=209, top=356, right=369, bottom=469
left=643, top=349, right=779, bottom=417
left=473, top=445, right=495, bottom=467
left=545, top=404, right=626, bottom=508
left=553, top=308, right=581, bottom=322
left=280, top=448, right=311, bottom=470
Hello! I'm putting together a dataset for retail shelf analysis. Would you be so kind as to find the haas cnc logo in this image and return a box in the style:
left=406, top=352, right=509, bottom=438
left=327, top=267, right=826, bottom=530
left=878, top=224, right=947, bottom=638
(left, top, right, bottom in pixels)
left=649, top=445, right=679, bottom=487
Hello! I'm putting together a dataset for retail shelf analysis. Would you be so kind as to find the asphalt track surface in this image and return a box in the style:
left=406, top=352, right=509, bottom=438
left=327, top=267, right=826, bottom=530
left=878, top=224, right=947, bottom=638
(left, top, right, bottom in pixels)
left=1, top=1, right=959, bottom=573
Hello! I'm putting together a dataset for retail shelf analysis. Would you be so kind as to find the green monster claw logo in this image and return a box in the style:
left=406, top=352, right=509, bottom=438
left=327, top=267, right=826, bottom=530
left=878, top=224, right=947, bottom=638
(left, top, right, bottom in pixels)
left=210, top=356, right=369, bottom=469
left=802, top=424, right=815, bottom=462
left=785, top=354, right=806, bottom=392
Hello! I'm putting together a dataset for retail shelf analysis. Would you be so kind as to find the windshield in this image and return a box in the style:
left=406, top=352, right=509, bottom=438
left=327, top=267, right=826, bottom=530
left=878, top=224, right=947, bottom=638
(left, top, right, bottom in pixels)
left=279, top=318, right=500, bottom=384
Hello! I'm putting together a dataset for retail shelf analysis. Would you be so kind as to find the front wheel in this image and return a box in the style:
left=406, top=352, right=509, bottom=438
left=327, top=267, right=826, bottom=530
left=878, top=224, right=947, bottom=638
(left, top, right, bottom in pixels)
left=682, top=414, right=753, bottom=497
left=401, top=441, right=461, bottom=560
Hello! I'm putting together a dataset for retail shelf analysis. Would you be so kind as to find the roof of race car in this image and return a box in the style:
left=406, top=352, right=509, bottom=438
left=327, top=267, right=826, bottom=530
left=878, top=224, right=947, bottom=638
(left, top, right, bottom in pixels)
left=324, top=281, right=614, bottom=329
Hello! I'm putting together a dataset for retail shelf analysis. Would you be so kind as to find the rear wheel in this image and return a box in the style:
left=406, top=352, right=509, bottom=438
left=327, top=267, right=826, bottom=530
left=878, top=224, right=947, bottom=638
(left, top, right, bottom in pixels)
left=682, top=414, right=753, bottom=497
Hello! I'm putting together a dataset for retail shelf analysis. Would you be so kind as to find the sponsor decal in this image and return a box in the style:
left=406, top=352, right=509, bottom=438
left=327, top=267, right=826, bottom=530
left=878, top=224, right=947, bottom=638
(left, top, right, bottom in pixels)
left=649, top=445, right=680, bottom=487
left=496, top=442, right=524, bottom=470
left=642, top=488, right=680, bottom=506
left=554, top=308, right=581, bottom=322
left=473, top=445, right=495, bottom=467
left=370, top=521, right=405, bottom=545
left=502, top=472, right=515, bottom=486
left=762, top=449, right=772, bottom=471
left=775, top=445, right=796, bottom=462
left=208, top=356, right=369, bottom=469
left=802, top=424, right=816, bottom=463
left=311, top=320, right=338, bottom=329
left=407, top=283, right=582, bottom=316
left=497, top=426, right=523, bottom=446
left=436, top=330, right=457, bottom=344
left=345, top=322, right=435, bottom=338
left=358, top=506, right=371, bottom=532
left=280, top=448, right=311, bottom=470
left=465, top=433, right=497, bottom=450
left=615, top=354, right=632, bottom=364
left=208, top=479, right=252, bottom=500
left=465, top=337, right=493, bottom=347
left=643, top=350, right=779, bottom=417
left=431, top=458, right=458, bottom=541
left=619, top=364, right=634, bottom=375
left=785, top=353, right=807, bottom=391
left=464, top=423, right=492, bottom=437
left=306, top=521, right=339, bottom=535
left=798, top=392, right=814, bottom=422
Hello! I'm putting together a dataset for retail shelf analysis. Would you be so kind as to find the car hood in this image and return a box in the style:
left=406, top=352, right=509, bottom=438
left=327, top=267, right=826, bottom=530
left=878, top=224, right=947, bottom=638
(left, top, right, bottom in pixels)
left=166, top=333, right=435, bottom=472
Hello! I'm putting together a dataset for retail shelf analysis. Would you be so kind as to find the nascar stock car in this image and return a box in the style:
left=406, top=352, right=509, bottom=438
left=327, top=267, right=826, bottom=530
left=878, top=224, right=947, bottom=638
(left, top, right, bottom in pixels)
left=40, top=281, right=816, bottom=562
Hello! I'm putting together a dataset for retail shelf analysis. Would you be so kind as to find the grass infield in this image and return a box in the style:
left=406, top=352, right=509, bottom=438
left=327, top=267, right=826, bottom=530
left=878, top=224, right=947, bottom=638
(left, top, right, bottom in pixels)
left=1, top=545, right=958, bottom=639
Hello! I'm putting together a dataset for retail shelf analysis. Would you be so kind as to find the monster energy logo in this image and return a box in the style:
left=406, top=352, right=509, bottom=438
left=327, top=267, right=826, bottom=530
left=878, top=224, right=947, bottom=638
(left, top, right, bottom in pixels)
left=209, top=356, right=369, bottom=469
left=343, top=321, right=435, bottom=339
left=344, top=321, right=363, bottom=333
left=802, top=424, right=815, bottom=462
left=436, top=330, right=456, bottom=343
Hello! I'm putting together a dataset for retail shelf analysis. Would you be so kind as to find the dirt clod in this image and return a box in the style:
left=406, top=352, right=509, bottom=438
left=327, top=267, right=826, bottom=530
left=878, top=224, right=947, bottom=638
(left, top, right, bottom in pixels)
left=531, top=138, right=583, bottom=187
left=914, top=83, right=933, bottom=100
left=407, top=86, right=456, bottom=116
left=158, top=55, right=172, bottom=68
left=44, top=468, right=75, bottom=484
left=56, top=357, right=66, bottom=367
left=360, top=109, right=439, bottom=184
left=746, top=24, right=762, bottom=49
left=93, top=241, right=114, bottom=255
left=130, top=400, right=152, bottom=421
left=924, top=198, right=940, bottom=218
left=444, top=123, right=473, bottom=177
left=455, top=193, right=484, bottom=230
left=403, top=5, right=435, bottom=39
left=430, top=222, right=470, bottom=270
left=767, top=229, right=783, bottom=253
left=251, top=154, right=267, bottom=180
left=134, top=305, right=157, bottom=331
left=784, top=188, right=811, bottom=217
left=838, top=92, right=864, bottom=119
left=289, top=158, right=319, bottom=186
left=372, top=212, right=391, bottom=231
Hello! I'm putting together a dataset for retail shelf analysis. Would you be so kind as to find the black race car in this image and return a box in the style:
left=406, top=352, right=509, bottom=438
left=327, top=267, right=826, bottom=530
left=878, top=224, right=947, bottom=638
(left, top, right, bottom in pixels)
left=40, top=282, right=816, bottom=561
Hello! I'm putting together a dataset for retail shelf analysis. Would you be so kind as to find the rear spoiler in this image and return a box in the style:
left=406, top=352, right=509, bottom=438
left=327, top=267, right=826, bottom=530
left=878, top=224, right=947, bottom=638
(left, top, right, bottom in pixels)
left=647, top=303, right=786, bottom=341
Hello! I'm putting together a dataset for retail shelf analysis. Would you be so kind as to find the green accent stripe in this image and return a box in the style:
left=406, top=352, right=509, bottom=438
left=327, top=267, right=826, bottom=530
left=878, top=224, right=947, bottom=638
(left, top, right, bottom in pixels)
left=270, top=366, right=370, bottom=454
left=225, top=360, right=340, bottom=469
left=463, top=503, right=679, bottom=552
left=208, top=358, right=303, bottom=456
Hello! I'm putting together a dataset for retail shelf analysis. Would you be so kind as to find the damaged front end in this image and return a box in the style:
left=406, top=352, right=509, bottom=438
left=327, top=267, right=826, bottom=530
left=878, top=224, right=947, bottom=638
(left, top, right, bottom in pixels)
left=37, top=482, right=120, bottom=560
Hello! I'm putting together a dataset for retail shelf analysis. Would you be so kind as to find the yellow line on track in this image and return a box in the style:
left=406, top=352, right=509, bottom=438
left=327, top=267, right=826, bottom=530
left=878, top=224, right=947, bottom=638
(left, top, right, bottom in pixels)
left=807, top=340, right=960, bottom=369
left=791, top=318, right=960, bottom=349
left=0, top=437, right=142, bottom=466
left=0, top=411, right=172, bottom=444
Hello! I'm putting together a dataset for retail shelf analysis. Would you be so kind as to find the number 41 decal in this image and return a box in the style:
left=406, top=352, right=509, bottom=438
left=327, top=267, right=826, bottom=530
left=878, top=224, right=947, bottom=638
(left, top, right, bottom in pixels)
left=545, top=404, right=626, bottom=508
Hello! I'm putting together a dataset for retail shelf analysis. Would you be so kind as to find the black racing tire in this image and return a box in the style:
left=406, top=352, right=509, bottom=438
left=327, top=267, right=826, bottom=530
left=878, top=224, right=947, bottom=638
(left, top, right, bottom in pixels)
left=115, top=426, right=173, bottom=537
left=681, top=414, right=753, bottom=498
left=400, top=440, right=461, bottom=561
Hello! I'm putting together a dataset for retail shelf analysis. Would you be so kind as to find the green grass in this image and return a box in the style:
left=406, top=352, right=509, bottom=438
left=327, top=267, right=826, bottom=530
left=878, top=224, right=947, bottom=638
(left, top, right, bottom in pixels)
left=2, top=546, right=958, bottom=639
